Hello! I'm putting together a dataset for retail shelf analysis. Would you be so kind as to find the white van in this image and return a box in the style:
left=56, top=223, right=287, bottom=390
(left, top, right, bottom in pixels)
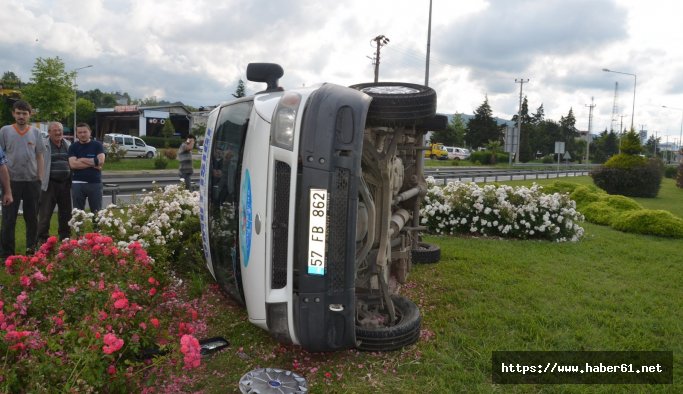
left=103, top=133, right=157, bottom=158
left=199, top=63, right=443, bottom=352
left=444, top=146, right=471, bottom=160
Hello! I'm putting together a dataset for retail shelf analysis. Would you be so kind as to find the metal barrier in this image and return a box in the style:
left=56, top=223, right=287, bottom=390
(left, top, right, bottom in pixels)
left=104, top=183, right=120, bottom=204
left=427, top=169, right=590, bottom=184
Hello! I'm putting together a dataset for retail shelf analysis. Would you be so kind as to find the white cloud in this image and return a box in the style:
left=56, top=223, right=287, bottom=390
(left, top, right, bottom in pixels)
left=0, top=0, right=682, bottom=142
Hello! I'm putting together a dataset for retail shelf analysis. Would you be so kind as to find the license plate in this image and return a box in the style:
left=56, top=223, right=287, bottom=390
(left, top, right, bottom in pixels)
left=307, top=188, right=328, bottom=275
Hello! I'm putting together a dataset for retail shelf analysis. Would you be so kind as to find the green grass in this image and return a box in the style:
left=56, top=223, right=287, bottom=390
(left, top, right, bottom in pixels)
left=104, top=158, right=201, bottom=171
left=185, top=176, right=682, bottom=393
left=13, top=173, right=681, bottom=392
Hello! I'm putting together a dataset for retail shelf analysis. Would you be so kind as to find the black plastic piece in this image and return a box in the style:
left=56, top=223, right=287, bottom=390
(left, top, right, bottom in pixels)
left=247, top=63, right=284, bottom=92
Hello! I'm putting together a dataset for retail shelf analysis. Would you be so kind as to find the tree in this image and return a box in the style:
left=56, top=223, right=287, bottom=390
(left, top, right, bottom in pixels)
left=643, top=135, right=660, bottom=158
left=1, top=72, right=23, bottom=125
left=1, top=71, right=22, bottom=89
left=591, top=130, right=619, bottom=163
left=22, top=57, right=74, bottom=122
left=162, top=117, right=175, bottom=140
left=465, top=97, right=502, bottom=149
left=484, top=139, right=503, bottom=164
left=511, top=96, right=533, bottom=162
left=75, top=98, right=96, bottom=126
left=233, top=79, right=246, bottom=98
left=620, top=129, right=643, bottom=155
left=431, top=113, right=466, bottom=146
left=559, top=108, right=581, bottom=161
left=81, top=88, right=119, bottom=108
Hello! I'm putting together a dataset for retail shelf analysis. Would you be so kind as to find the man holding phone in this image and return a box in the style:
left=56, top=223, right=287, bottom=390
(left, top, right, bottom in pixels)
left=177, top=134, right=195, bottom=190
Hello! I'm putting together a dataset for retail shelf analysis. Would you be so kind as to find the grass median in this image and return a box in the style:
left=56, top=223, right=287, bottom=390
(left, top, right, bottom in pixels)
left=185, top=177, right=682, bottom=393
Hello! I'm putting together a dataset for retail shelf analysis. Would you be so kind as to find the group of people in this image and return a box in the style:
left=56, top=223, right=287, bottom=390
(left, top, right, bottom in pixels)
left=0, top=100, right=105, bottom=258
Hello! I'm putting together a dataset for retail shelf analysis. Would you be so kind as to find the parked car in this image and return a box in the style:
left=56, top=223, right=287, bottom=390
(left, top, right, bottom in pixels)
left=444, top=146, right=471, bottom=160
left=102, top=133, right=157, bottom=158
left=199, top=63, right=442, bottom=353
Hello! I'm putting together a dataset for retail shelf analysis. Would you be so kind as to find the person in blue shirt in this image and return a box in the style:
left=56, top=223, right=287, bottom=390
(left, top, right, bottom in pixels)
left=68, top=123, right=105, bottom=213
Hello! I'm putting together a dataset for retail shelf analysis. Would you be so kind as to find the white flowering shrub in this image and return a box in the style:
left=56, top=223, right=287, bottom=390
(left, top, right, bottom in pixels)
left=420, top=178, right=585, bottom=242
left=69, top=184, right=201, bottom=264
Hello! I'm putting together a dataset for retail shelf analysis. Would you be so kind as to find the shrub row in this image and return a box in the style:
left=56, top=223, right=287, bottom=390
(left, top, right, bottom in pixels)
left=469, top=150, right=509, bottom=165
left=544, top=181, right=683, bottom=238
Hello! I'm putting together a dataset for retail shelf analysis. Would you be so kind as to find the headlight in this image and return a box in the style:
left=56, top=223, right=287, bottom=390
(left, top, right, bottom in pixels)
left=271, top=92, right=301, bottom=151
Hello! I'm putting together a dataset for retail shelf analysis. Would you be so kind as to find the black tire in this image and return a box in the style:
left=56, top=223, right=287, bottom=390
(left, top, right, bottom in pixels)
left=349, top=82, right=436, bottom=126
left=430, top=154, right=436, bottom=160
left=419, top=114, right=448, bottom=131
left=356, top=295, right=421, bottom=352
left=146, top=151, right=154, bottom=158
left=411, top=242, right=441, bottom=264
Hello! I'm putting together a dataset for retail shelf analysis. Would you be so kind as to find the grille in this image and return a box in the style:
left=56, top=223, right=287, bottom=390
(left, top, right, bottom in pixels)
left=327, top=168, right=350, bottom=293
left=271, top=161, right=291, bottom=289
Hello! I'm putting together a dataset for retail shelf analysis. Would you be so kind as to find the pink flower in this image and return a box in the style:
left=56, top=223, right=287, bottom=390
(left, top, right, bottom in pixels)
left=148, top=288, right=157, bottom=297
left=98, top=310, right=108, bottom=321
left=150, top=318, right=159, bottom=328
left=113, top=298, right=129, bottom=309
left=19, top=276, right=31, bottom=287
left=52, top=316, right=63, bottom=327
left=98, top=278, right=105, bottom=290
left=32, top=270, right=48, bottom=282
left=179, top=334, right=201, bottom=369
left=5, top=330, right=31, bottom=342
left=107, top=364, right=117, bottom=375
left=139, top=322, right=147, bottom=331
left=178, top=322, right=194, bottom=336
left=148, top=277, right=159, bottom=286
left=102, top=333, right=124, bottom=354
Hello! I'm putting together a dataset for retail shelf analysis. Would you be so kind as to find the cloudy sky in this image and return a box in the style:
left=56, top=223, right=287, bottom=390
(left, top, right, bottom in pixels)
left=2, top=0, right=683, bottom=144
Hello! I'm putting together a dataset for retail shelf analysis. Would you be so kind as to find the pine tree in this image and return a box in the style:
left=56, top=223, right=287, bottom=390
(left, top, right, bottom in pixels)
left=233, top=79, right=246, bottom=98
left=465, top=97, right=502, bottom=149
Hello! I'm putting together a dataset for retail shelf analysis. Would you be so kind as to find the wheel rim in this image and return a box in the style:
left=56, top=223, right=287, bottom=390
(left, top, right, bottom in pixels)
left=360, top=85, right=421, bottom=95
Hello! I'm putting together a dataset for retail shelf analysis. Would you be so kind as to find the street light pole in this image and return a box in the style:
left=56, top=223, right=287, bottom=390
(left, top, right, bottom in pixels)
left=72, top=65, right=93, bottom=130
left=602, top=68, right=636, bottom=131
left=662, top=105, right=683, bottom=163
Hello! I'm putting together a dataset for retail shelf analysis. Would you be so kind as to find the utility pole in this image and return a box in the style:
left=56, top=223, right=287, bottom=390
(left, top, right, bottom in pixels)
left=424, top=0, right=433, bottom=86
left=585, top=97, right=595, bottom=163
left=514, top=78, right=529, bottom=164
left=372, top=35, right=390, bottom=83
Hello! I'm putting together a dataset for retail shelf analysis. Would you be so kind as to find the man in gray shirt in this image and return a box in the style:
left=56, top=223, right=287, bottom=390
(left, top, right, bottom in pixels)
left=0, top=100, right=46, bottom=256
left=37, top=121, right=72, bottom=243
left=177, top=134, right=195, bottom=190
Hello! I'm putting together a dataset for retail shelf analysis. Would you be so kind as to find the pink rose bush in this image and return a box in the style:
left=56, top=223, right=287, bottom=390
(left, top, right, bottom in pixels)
left=0, top=234, right=203, bottom=392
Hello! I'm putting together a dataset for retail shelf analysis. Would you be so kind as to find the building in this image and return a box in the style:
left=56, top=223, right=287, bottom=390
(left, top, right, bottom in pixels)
left=94, top=104, right=192, bottom=140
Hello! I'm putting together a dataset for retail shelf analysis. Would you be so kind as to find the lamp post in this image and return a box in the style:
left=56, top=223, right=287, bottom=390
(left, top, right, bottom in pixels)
left=662, top=105, right=683, bottom=162
left=603, top=68, right=636, bottom=132
left=72, top=65, right=93, bottom=130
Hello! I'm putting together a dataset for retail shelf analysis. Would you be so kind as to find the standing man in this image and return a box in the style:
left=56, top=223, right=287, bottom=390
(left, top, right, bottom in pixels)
left=68, top=123, right=105, bottom=213
left=37, top=122, right=72, bottom=243
left=0, top=146, right=13, bottom=207
left=0, top=100, right=45, bottom=257
left=177, top=134, right=195, bottom=190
